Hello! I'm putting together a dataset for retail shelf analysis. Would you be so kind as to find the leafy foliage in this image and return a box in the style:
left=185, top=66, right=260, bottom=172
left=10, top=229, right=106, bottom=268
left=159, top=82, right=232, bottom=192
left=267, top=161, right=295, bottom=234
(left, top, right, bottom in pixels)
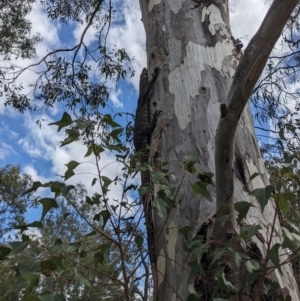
left=0, top=165, right=36, bottom=238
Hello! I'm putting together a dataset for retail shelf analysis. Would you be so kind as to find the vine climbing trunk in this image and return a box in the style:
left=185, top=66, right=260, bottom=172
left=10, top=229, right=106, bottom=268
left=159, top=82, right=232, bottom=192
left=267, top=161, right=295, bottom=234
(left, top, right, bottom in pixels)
left=139, top=0, right=300, bottom=300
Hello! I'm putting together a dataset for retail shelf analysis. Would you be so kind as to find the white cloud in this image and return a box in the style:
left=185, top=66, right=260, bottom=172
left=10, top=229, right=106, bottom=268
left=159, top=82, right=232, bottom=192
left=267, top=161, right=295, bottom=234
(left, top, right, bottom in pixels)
left=109, top=87, right=124, bottom=108
left=0, top=141, right=16, bottom=160
left=229, top=0, right=270, bottom=46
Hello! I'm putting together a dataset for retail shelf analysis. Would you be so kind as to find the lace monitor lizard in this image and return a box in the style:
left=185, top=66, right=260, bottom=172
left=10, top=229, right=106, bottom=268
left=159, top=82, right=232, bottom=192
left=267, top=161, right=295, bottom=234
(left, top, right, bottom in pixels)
left=134, top=67, right=161, bottom=268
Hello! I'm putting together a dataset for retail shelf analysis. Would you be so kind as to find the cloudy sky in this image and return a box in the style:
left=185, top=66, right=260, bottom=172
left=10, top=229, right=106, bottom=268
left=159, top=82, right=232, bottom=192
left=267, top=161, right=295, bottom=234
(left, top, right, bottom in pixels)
left=0, top=0, right=272, bottom=221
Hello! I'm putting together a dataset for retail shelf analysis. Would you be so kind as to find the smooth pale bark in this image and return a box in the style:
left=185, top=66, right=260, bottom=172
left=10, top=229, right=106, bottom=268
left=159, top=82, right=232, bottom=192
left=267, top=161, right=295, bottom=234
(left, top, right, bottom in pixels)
left=139, top=0, right=300, bottom=300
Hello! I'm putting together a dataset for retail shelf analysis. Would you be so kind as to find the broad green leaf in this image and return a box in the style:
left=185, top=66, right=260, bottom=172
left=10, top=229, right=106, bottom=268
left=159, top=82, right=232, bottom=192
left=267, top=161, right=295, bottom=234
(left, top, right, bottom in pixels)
left=234, top=201, right=254, bottom=223
left=61, top=129, right=80, bottom=146
left=192, top=244, right=209, bottom=264
left=65, top=160, right=79, bottom=170
left=76, top=273, right=91, bottom=287
left=85, top=196, right=93, bottom=205
left=211, top=248, right=226, bottom=264
left=151, top=170, right=167, bottom=182
left=92, top=145, right=104, bottom=157
left=9, top=241, right=29, bottom=256
left=65, top=242, right=80, bottom=253
left=0, top=246, right=11, bottom=259
left=184, top=153, right=200, bottom=164
left=38, top=290, right=66, bottom=301
left=188, top=260, right=204, bottom=281
left=22, top=181, right=43, bottom=195
left=192, top=181, right=213, bottom=202
left=94, top=252, right=104, bottom=268
left=49, top=112, right=72, bottom=132
left=240, top=225, right=262, bottom=243
left=102, top=114, right=121, bottom=128
left=64, top=169, right=75, bottom=180
left=197, top=172, right=214, bottom=186
left=153, top=198, right=167, bottom=217
left=101, top=176, right=112, bottom=194
left=179, top=226, right=191, bottom=240
left=249, top=185, right=274, bottom=211
left=135, top=235, right=143, bottom=249
left=245, top=260, right=260, bottom=273
left=39, top=198, right=58, bottom=220
left=267, top=243, right=282, bottom=274
left=41, top=260, right=57, bottom=277
left=21, top=270, right=39, bottom=294
left=18, top=260, right=40, bottom=272
left=52, top=239, right=63, bottom=253
left=100, top=210, right=111, bottom=230
left=273, top=192, right=296, bottom=215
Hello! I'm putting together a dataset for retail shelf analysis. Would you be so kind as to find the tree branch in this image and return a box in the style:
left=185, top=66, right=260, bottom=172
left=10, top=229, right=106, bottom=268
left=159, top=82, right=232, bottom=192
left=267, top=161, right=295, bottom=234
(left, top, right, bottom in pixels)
left=214, top=0, right=298, bottom=234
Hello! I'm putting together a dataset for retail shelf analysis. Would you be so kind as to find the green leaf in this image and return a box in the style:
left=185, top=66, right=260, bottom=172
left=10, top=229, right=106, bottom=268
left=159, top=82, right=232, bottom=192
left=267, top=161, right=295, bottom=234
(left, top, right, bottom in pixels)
left=135, top=235, right=143, bottom=249
left=100, top=210, right=111, bottom=230
left=192, top=181, right=213, bottom=202
left=85, top=196, right=93, bottom=205
left=153, top=198, right=167, bottom=217
left=102, top=114, right=121, bottom=128
left=101, top=176, right=112, bottom=194
left=22, top=181, right=43, bottom=195
left=249, top=185, right=274, bottom=211
left=65, top=242, right=80, bottom=253
left=76, top=273, right=91, bottom=287
left=94, top=252, right=104, bottom=268
left=267, top=243, right=282, bottom=274
left=41, top=260, right=57, bottom=277
left=9, top=241, right=29, bottom=256
left=234, top=201, right=254, bottom=223
left=49, top=112, right=73, bottom=132
left=188, top=260, right=204, bottom=281
left=0, top=246, right=11, bottom=259
left=52, top=239, right=63, bottom=253
left=38, top=290, right=66, bottom=301
left=65, top=160, right=79, bottom=170
left=61, top=129, right=80, bottom=146
left=274, top=192, right=296, bottom=215
left=197, top=172, right=214, bottom=186
left=92, top=178, right=97, bottom=186
left=240, top=225, right=262, bottom=243
left=192, top=244, right=209, bottom=264
left=21, top=270, right=39, bottom=294
left=151, top=170, right=167, bottom=182
left=39, top=198, right=58, bottom=220
left=245, top=260, right=260, bottom=273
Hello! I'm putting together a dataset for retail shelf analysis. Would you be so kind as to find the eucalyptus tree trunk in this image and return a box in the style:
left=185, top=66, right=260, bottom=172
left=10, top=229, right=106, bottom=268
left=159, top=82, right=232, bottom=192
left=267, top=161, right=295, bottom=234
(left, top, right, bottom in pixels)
left=139, top=0, right=300, bottom=300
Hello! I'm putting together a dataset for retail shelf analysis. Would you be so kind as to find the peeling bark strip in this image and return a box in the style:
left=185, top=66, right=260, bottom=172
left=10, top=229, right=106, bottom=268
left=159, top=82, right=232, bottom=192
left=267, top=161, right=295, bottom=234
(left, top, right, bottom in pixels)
left=139, top=0, right=300, bottom=300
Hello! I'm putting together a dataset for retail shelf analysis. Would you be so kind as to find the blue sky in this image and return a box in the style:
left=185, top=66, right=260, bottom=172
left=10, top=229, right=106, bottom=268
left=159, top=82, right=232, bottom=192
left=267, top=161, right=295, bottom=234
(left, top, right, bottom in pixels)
left=0, top=0, right=283, bottom=224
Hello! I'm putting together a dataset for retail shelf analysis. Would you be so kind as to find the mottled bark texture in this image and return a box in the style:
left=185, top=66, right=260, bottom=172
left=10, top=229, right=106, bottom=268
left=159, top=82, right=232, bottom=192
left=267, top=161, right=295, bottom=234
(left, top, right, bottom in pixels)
left=139, top=0, right=300, bottom=300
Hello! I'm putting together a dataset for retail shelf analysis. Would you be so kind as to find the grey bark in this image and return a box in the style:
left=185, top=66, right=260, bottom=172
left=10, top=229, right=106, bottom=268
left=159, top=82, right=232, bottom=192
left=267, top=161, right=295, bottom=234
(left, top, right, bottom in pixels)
left=139, top=0, right=300, bottom=300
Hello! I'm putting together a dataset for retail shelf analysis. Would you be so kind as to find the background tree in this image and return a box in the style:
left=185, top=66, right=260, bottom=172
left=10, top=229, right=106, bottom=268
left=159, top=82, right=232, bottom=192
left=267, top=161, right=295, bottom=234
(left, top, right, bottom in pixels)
left=0, top=165, right=35, bottom=239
